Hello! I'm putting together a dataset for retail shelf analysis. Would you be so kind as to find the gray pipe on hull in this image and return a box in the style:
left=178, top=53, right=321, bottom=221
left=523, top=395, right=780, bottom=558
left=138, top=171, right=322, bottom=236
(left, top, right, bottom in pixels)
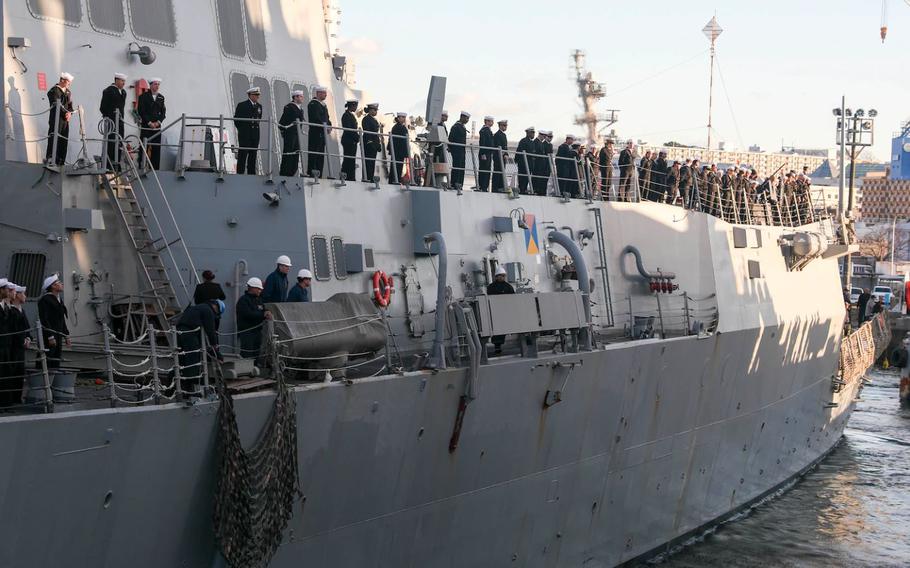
left=546, top=230, right=593, bottom=351
left=621, top=245, right=676, bottom=280
left=424, top=232, right=447, bottom=369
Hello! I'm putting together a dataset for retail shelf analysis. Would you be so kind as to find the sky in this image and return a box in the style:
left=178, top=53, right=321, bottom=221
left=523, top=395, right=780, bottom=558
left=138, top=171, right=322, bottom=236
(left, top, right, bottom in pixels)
left=338, top=0, right=910, bottom=161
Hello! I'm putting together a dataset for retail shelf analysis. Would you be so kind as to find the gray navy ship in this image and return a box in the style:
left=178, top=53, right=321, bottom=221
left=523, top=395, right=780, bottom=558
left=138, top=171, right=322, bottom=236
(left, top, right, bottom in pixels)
left=0, top=1, right=891, bottom=567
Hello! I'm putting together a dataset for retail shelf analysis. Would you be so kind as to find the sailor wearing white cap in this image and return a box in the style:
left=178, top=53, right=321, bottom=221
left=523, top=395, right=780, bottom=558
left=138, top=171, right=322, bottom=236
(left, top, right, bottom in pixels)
left=236, top=276, right=272, bottom=359
left=0, top=278, right=29, bottom=405
left=138, top=77, right=166, bottom=170
left=45, top=73, right=75, bottom=166
left=478, top=116, right=496, bottom=191
left=287, top=269, right=313, bottom=302
left=306, top=85, right=332, bottom=178
left=0, top=278, right=8, bottom=400
left=531, top=129, right=550, bottom=195
left=279, top=89, right=306, bottom=176
left=361, top=103, right=381, bottom=181
left=234, top=86, right=264, bottom=175
left=459, top=111, right=471, bottom=118
left=556, top=135, right=580, bottom=198
left=37, top=274, right=69, bottom=369
left=340, top=99, right=360, bottom=181
left=431, top=110, right=450, bottom=177
left=492, top=119, right=509, bottom=192
left=388, top=112, right=410, bottom=183
left=516, top=126, right=537, bottom=194
left=100, top=73, right=128, bottom=171
left=262, top=255, right=292, bottom=303
left=618, top=139, right=635, bottom=201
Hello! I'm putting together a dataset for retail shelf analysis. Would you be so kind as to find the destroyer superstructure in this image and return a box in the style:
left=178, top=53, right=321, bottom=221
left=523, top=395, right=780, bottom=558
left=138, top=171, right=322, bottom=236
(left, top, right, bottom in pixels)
left=0, top=2, right=888, bottom=567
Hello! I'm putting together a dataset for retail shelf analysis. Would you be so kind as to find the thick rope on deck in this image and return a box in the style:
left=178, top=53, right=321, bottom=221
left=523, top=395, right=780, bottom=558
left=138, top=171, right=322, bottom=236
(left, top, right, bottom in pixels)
left=212, top=351, right=301, bottom=567
left=838, top=312, right=891, bottom=391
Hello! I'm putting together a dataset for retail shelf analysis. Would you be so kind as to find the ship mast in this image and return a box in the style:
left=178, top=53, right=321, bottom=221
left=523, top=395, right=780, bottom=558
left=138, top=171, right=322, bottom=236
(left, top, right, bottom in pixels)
left=702, top=16, right=723, bottom=150
left=571, top=50, right=619, bottom=144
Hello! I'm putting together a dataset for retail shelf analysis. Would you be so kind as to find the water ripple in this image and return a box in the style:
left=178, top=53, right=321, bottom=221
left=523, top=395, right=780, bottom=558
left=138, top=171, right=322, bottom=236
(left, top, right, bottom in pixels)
left=654, top=371, right=909, bottom=568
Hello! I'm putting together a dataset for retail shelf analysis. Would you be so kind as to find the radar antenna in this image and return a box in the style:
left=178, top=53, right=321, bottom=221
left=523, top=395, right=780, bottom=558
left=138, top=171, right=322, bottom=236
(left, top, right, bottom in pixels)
left=571, top=50, right=619, bottom=144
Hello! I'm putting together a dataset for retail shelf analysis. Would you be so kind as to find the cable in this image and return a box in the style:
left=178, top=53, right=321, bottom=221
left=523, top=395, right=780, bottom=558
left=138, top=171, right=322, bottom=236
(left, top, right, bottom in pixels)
left=608, top=49, right=709, bottom=98
left=713, top=53, right=745, bottom=151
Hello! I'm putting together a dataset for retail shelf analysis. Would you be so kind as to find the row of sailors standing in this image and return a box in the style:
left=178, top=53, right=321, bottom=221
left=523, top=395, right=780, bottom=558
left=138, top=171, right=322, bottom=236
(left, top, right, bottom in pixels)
left=0, top=275, right=70, bottom=408
left=45, top=72, right=166, bottom=171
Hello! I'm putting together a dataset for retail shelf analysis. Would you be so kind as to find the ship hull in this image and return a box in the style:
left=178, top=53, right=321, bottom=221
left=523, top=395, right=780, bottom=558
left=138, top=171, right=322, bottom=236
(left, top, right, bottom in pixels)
left=0, top=322, right=856, bottom=568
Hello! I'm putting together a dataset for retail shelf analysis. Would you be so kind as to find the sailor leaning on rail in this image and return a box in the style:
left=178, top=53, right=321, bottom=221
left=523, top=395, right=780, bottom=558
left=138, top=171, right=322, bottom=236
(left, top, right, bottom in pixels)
left=176, top=299, right=224, bottom=389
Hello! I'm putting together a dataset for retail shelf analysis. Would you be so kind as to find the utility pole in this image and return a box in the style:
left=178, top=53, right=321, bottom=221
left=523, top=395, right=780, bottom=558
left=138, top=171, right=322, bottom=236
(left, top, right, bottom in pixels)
left=703, top=16, right=723, bottom=150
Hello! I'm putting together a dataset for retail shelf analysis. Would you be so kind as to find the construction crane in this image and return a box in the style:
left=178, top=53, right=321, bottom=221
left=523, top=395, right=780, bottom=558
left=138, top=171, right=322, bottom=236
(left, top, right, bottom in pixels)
left=881, top=0, right=910, bottom=42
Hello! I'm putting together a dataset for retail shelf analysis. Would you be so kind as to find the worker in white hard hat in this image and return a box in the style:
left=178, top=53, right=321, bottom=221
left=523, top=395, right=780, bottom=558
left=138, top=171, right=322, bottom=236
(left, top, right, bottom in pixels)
left=262, top=255, right=292, bottom=303
left=236, top=276, right=271, bottom=360
left=486, top=265, right=515, bottom=355
left=287, top=269, right=313, bottom=302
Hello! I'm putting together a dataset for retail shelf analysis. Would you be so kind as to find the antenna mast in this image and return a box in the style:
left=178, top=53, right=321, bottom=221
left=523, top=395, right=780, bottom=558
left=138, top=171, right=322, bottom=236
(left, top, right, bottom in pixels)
left=571, top=50, right=619, bottom=143
left=703, top=16, right=723, bottom=150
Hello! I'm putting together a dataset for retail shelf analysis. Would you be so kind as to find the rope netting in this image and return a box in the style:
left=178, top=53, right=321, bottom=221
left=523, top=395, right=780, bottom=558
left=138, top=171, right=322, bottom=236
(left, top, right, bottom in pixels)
left=838, top=312, right=891, bottom=391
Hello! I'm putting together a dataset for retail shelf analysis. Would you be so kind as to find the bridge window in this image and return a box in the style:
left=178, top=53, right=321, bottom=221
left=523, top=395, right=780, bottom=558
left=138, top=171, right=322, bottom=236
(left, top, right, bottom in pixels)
left=87, top=0, right=125, bottom=34
left=244, top=0, right=268, bottom=63
left=229, top=72, right=250, bottom=106
left=250, top=76, right=272, bottom=122
left=331, top=237, right=348, bottom=279
left=128, top=0, right=177, bottom=45
left=216, top=0, right=267, bottom=62
left=27, top=0, right=82, bottom=26
left=272, top=79, right=290, bottom=111
left=215, top=0, right=246, bottom=58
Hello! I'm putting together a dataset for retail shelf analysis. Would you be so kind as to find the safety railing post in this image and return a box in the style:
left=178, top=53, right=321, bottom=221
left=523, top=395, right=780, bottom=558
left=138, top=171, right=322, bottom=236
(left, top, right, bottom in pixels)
left=358, top=126, right=367, bottom=183
left=217, top=114, right=225, bottom=178
left=521, top=151, right=531, bottom=195
left=389, top=131, right=398, bottom=184
left=34, top=319, right=52, bottom=413
left=469, top=142, right=479, bottom=189
left=149, top=330, right=160, bottom=404
left=114, top=108, right=121, bottom=168
left=655, top=293, right=665, bottom=338
left=199, top=327, right=210, bottom=397
left=176, top=113, right=187, bottom=177
left=683, top=293, right=691, bottom=336
left=170, top=328, right=182, bottom=400
left=100, top=324, right=117, bottom=408
left=295, top=120, right=304, bottom=177
left=267, top=318, right=279, bottom=380
left=323, top=123, right=334, bottom=179
left=50, top=101, right=60, bottom=167
left=498, top=147, right=508, bottom=192
left=549, top=154, right=559, bottom=197
left=266, top=118, right=274, bottom=182
left=628, top=296, right=634, bottom=339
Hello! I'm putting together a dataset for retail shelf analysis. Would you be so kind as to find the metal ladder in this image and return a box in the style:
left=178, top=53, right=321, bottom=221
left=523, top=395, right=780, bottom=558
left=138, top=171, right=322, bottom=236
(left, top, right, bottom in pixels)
left=590, top=207, right=614, bottom=327
left=98, top=138, right=199, bottom=327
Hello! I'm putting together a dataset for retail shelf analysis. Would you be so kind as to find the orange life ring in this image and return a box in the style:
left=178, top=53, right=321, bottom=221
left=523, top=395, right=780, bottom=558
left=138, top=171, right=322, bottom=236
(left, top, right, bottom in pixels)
left=372, top=271, right=393, bottom=307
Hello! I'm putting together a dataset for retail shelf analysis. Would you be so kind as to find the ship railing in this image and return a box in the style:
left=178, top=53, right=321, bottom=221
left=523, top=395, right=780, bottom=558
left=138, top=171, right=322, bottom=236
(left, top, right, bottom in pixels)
left=8, top=105, right=828, bottom=230
left=593, top=292, right=719, bottom=342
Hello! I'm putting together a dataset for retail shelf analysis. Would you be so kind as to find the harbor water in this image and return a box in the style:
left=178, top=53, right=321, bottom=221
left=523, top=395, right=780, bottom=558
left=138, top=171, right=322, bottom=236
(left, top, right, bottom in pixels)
left=655, top=370, right=910, bottom=567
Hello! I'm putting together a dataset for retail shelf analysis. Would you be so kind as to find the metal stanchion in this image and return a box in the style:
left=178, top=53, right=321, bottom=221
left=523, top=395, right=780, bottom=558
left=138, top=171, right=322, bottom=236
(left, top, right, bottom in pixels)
left=103, top=324, right=116, bottom=408
left=683, top=293, right=691, bottom=336
left=34, top=319, right=52, bottom=413
left=498, top=147, right=508, bottom=192
left=358, top=127, right=367, bottom=183
left=149, top=330, right=160, bottom=404
left=218, top=114, right=225, bottom=178
left=199, top=327, right=210, bottom=397
left=389, top=132, right=398, bottom=184
left=266, top=118, right=274, bottom=182
left=50, top=101, right=60, bottom=167
left=170, top=328, right=182, bottom=400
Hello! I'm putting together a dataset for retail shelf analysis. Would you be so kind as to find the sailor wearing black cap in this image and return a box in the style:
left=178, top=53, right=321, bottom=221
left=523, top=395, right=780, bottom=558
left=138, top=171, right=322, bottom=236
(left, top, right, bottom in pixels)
left=306, top=85, right=332, bottom=178
left=478, top=117, right=495, bottom=191
left=100, top=73, right=127, bottom=171
left=278, top=90, right=306, bottom=176
left=340, top=99, right=360, bottom=181
left=492, top=119, right=509, bottom=192
left=233, top=86, right=263, bottom=175
left=138, top=78, right=166, bottom=169
left=448, top=111, right=470, bottom=188
left=388, top=112, right=409, bottom=183
left=361, top=103, right=381, bottom=182
left=515, top=126, right=536, bottom=194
